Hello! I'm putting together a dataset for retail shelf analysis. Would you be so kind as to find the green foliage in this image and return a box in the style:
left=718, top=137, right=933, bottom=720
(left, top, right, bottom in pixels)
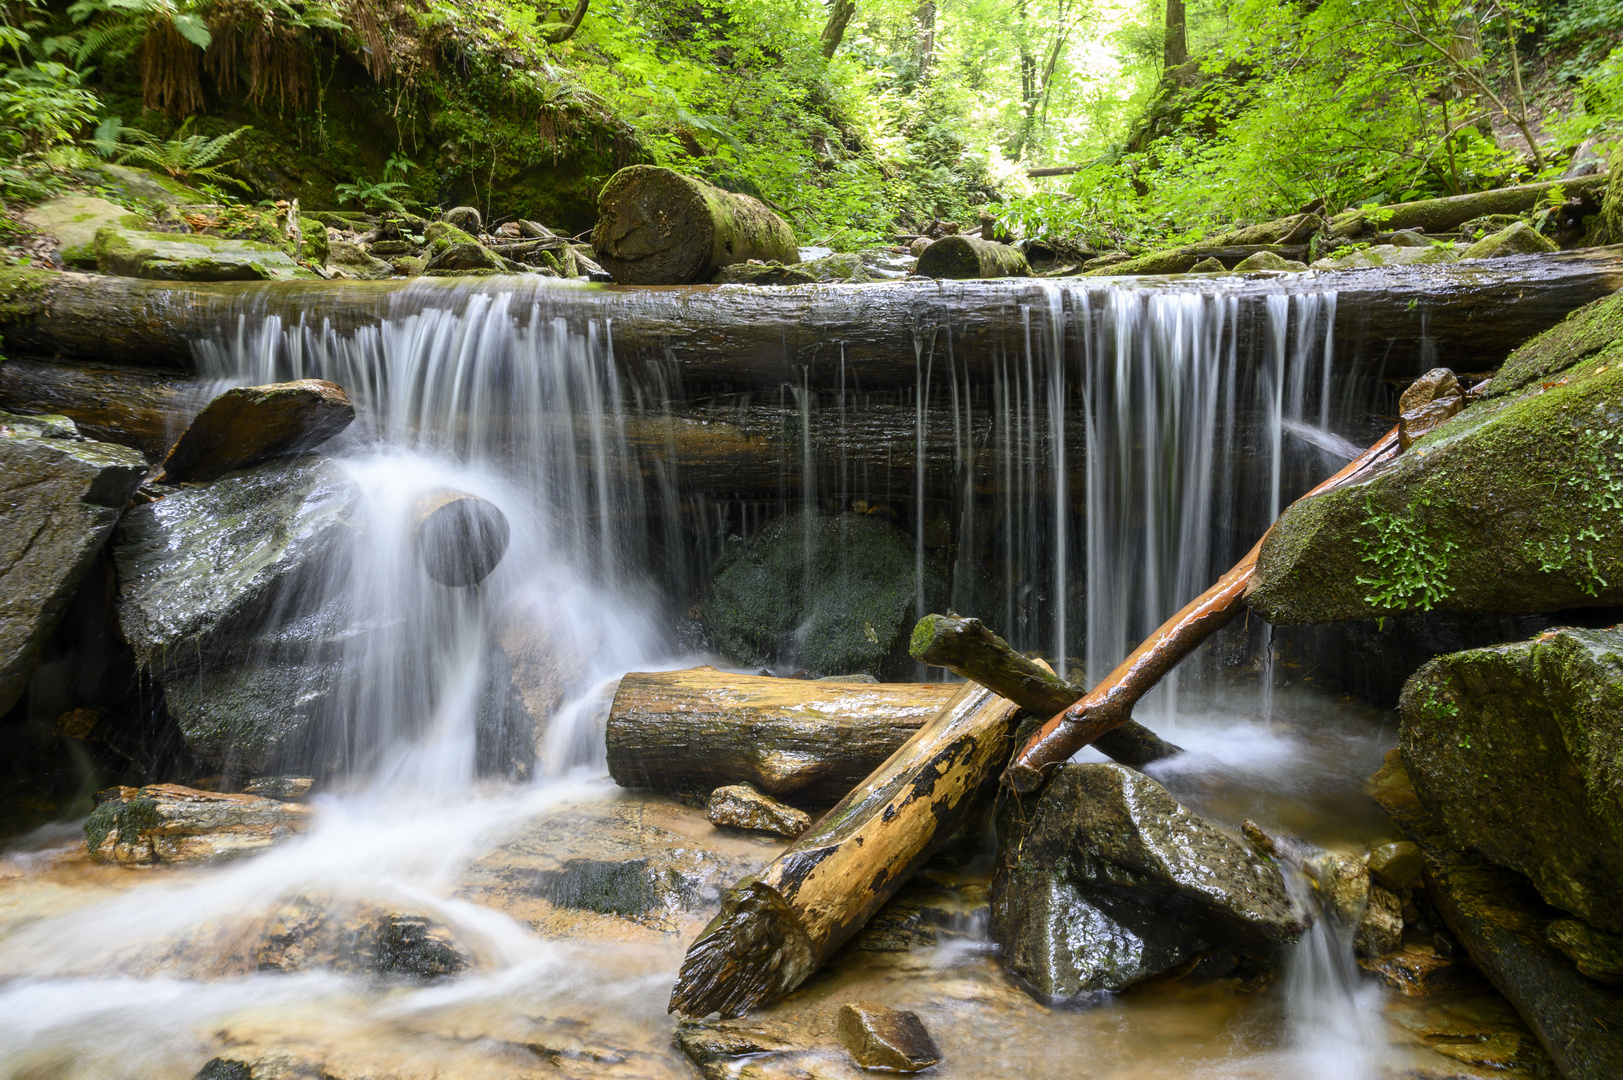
left=1355, top=495, right=1461, bottom=612
left=334, top=151, right=416, bottom=212
left=111, top=117, right=252, bottom=187
left=82, top=795, right=161, bottom=854
left=0, top=61, right=100, bottom=158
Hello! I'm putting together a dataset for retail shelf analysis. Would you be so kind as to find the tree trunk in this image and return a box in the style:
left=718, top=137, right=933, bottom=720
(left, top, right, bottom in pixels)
left=1328, top=173, right=1608, bottom=237
left=1163, top=0, right=1187, bottom=68
left=6, top=256, right=1623, bottom=387
left=541, top=0, right=590, bottom=44
left=606, top=667, right=961, bottom=804
left=915, top=235, right=1031, bottom=279
left=821, top=0, right=856, bottom=58
left=914, top=0, right=936, bottom=82
left=668, top=680, right=1023, bottom=1017
left=591, top=166, right=800, bottom=285
left=1004, top=424, right=1409, bottom=791
left=908, top=613, right=1180, bottom=767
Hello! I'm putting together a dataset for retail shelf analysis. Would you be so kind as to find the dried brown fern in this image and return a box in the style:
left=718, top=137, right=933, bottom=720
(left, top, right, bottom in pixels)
left=140, top=20, right=206, bottom=117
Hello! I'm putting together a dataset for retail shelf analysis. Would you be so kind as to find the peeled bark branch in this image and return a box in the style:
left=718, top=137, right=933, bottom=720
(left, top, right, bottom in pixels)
left=669, top=681, right=1022, bottom=1017
left=1004, top=424, right=1408, bottom=792
left=908, top=613, right=1181, bottom=768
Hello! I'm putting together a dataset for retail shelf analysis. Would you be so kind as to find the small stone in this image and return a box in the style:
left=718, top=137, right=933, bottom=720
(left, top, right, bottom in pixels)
left=1232, top=250, right=1308, bottom=272
left=158, top=380, right=355, bottom=484
left=326, top=239, right=394, bottom=280
left=1188, top=255, right=1225, bottom=272
left=242, top=776, right=314, bottom=800
left=444, top=206, right=482, bottom=234
left=1367, top=840, right=1423, bottom=890
left=1547, top=918, right=1623, bottom=985
left=836, top=1002, right=941, bottom=1072
left=194, top=1059, right=252, bottom=1080
left=1355, top=883, right=1404, bottom=958
left=1385, top=229, right=1432, bottom=247
left=908, top=236, right=933, bottom=257
left=374, top=913, right=469, bottom=978
left=706, top=783, right=811, bottom=838
left=1308, top=851, right=1370, bottom=928
left=1240, top=818, right=1278, bottom=858
left=53, top=707, right=102, bottom=739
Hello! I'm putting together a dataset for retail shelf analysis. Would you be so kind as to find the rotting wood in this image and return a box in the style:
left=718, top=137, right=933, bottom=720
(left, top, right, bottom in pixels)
left=1327, top=173, right=1610, bottom=237
left=668, top=680, right=1023, bottom=1018
left=908, top=613, right=1181, bottom=768
left=915, top=235, right=1031, bottom=279
left=606, top=667, right=961, bottom=804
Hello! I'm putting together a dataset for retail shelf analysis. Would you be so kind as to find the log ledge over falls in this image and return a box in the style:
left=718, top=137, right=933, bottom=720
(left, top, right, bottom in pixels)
left=5, top=249, right=1623, bottom=386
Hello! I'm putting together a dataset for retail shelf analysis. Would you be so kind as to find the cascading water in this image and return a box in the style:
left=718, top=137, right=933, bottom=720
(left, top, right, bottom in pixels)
left=1, top=275, right=1445, bottom=1079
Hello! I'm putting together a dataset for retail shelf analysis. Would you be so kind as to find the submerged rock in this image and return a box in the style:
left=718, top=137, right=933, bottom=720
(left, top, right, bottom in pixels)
left=158, top=380, right=354, bottom=484
left=254, top=896, right=470, bottom=978
left=1461, top=221, right=1558, bottom=260
left=1400, top=625, right=1623, bottom=932
left=706, top=783, right=811, bottom=838
left=1361, top=940, right=1484, bottom=995
left=1248, top=293, right=1623, bottom=622
left=836, top=1002, right=941, bottom=1072
left=702, top=511, right=946, bottom=679
left=991, top=763, right=1303, bottom=1000
left=0, top=415, right=146, bottom=714
left=85, top=783, right=310, bottom=865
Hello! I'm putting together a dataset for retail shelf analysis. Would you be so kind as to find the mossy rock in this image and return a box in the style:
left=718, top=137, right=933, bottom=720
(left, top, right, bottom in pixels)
left=93, top=225, right=312, bottom=281
left=72, top=162, right=212, bottom=207
left=22, top=195, right=145, bottom=268
left=1249, top=295, right=1623, bottom=622
left=700, top=511, right=947, bottom=679
left=1399, top=626, right=1623, bottom=932
left=1309, top=243, right=1458, bottom=270
left=1460, top=221, right=1558, bottom=260
left=1232, top=250, right=1307, bottom=272
left=424, top=221, right=478, bottom=252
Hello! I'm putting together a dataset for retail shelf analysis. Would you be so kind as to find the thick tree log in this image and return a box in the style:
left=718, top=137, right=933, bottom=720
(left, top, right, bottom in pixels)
left=915, top=235, right=1031, bottom=279
left=1328, top=173, right=1610, bottom=237
left=668, top=680, right=1023, bottom=1017
left=1004, top=421, right=1410, bottom=791
left=908, top=612, right=1181, bottom=767
left=591, top=166, right=800, bottom=285
left=6, top=257, right=1623, bottom=384
left=411, top=490, right=511, bottom=587
left=607, top=667, right=960, bottom=803
left=0, top=356, right=202, bottom=460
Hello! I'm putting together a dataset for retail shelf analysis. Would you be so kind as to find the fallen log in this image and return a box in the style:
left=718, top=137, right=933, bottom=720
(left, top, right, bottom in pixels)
left=411, top=490, right=512, bottom=587
left=0, top=357, right=201, bottom=460
left=908, top=612, right=1181, bottom=767
left=6, top=259, right=1623, bottom=385
left=591, top=166, right=800, bottom=285
left=668, top=680, right=1023, bottom=1017
left=607, top=667, right=960, bottom=804
left=1003, top=410, right=1432, bottom=791
left=1328, top=173, right=1610, bottom=237
left=915, top=235, right=1031, bottom=279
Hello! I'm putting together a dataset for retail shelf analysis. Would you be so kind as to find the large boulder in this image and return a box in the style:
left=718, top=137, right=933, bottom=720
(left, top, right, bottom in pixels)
left=1248, top=293, right=1623, bottom=623
left=990, top=763, right=1304, bottom=1000
left=158, top=380, right=355, bottom=483
left=21, top=194, right=143, bottom=268
left=0, top=413, right=146, bottom=714
left=85, top=782, right=310, bottom=866
left=1399, top=626, right=1623, bottom=932
left=94, top=225, right=309, bottom=281
left=113, top=455, right=364, bottom=771
left=701, top=511, right=946, bottom=679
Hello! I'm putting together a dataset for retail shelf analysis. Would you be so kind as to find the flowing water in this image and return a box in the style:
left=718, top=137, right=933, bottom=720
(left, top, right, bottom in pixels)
left=0, top=276, right=1537, bottom=1079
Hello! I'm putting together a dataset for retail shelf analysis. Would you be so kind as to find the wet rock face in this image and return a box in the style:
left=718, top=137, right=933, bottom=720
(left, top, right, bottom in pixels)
left=85, top=783, right=310, bottom=865
left=255, top=898, right=470, bottom=979
left=702, top=511, right=947, bottom=680
left=158, top=380, right=354, bottom=484
left=836, top=1002, right=941, bottom=1072
left=991, top=763, right=1303, bottom=1000
left=1399, top=625, right=1623, bottom=933
left=1249, top=291, right=1623, bottom=622
left=706, top=783, right=812, bottom=838
left=0, top=414, right=146, bottom=714
left=1546, top=919, right=1623, bottom=985
left=114, top=455, right=362, bottom=772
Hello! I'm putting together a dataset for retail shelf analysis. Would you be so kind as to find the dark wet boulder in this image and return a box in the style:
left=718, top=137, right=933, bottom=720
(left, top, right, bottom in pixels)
left=0, top=414, right=146, bottom=714
left=114, top=455, right=363, bottom=771
left=991, top=763, right=1304, bottom=1000
left=1399, top=625, right=1623, bottom=932
left=158, top=380, right=354, bottom=484
left=701, top=511, right=946, bottom=679
left=1248, top=292, right=1623, bottom=623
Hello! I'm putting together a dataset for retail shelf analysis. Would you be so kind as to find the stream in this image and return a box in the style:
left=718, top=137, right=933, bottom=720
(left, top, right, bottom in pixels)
left=0, top=273, right=1552, bottom=1080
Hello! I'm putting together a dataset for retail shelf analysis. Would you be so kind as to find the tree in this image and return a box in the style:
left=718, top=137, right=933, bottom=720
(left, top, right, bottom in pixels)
left=822, top=0, right=856, bottom=57
left=1164, top=0, right=1186, bottom=68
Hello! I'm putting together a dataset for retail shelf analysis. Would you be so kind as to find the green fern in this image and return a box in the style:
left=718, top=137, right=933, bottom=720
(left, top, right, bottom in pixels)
left=112, top=117, right=252, bottom=188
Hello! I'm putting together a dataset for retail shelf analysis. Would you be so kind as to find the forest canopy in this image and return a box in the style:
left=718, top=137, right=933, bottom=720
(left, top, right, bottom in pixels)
left=2, top=0, right=1623, bottom=248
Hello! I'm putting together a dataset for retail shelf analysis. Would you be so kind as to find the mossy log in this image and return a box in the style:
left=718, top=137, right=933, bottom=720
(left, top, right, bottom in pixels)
left=908, top=613, right=1181, bottom=768
left=607, top=667, right=961, bottom=803
left=668, top=681, right=1023, bottom=1017
left=1328, top=173, right=1610, bottom=238
left=8, top=260, right=1623, bottom=384
left=1006, top=420, right=1412, bottom=791
left=592, top=166, right=800, bottom=285
left=915, top=235, right=1031, bottom=279
left=1087, top=244, right=1310, bottom=276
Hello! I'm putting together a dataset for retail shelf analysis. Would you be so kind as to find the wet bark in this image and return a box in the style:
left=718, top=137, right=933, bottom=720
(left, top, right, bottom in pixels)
left=915, top=235, right=1031, bottom=279
left=591, top=166, right=800, bottom=285
left=0, top=356, right=203, bottom=460
left=1004, top=423, right=1409, bottom=791
left=668, top=680, right=1023, bottom=1017
left=606, top=667, right=961, bottom=804
left=908, top=613, right=1181, bottom=768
